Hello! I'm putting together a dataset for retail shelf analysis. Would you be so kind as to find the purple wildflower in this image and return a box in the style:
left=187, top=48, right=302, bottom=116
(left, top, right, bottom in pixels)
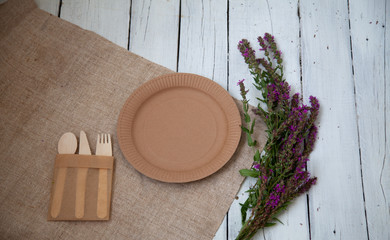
left=291, top=93, right=300, bottom=109
left=266, top=192, right=280, bottom=208
left=237, top=79, right=245, bottom=86
left=309, top=96, right=320, bottom=110
left=274, top=184, right=286, bottom=193
left=235, top=33, right=319, bottom=239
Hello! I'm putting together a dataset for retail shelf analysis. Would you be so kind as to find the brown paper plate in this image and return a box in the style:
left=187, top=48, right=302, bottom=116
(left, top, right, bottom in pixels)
left=117, top=73, right=241, bottom=183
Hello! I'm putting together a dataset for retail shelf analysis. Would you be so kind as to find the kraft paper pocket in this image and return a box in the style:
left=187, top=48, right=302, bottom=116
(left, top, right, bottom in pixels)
left=48, top=154, right=114, bottom=221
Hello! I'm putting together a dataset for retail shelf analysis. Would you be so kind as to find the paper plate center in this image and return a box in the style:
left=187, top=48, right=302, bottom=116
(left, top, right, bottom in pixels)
left=132, top=87, right=227, bottom=171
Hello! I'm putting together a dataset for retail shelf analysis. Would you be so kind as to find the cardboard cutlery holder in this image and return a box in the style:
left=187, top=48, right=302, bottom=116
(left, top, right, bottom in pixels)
left=48, top=154, right=114, bottom=221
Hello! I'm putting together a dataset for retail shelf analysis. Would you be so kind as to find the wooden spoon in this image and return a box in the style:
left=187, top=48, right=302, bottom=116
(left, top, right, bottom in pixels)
left=51, top=132, right=77, bottom=218
left=58, top=132, right=78, bottom=154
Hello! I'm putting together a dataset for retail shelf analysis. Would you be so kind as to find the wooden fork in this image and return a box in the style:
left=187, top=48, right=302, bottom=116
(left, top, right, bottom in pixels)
left=96, top=133, right=112, bottom=219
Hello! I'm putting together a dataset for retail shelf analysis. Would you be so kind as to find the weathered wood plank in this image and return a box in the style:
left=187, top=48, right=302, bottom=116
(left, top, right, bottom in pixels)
left=350, top=0, right=389, bottom=239
left=228, top=0, right=308, bottom=239
left=35, top=0, right=60, bottom=16
left=60, top=0, right=130, bottom=48
left=178, top=1, right=228, bottom=238
left=129, top=0, right=180, bottom=71
left=300, top=0, right=368, bottom=239
left=178, top=0, right=227, bottom=89
left=386, top=1, right=390, bottom=238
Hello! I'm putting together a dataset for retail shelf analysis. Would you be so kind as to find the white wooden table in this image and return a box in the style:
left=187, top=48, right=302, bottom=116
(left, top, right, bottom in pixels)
left=36, top=0, right=389, bottom=239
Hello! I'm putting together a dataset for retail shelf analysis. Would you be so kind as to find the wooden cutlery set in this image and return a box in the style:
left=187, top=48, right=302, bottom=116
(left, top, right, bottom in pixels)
left=48, top=131, right=114, bottom=221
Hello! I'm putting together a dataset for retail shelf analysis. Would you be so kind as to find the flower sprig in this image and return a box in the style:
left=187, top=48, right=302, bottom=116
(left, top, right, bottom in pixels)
left=236, top=33, right=319, bottom=240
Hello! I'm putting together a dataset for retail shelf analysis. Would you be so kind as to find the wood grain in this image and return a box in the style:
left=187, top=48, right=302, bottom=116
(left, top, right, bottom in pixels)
left=75, top=168, right=88, bottom=218
left=386, top=1, right=390, bottom=238
left=179, top=0, right=227, bottom=89
left=300, top=0, right=368, bottom=238
left=349, top=0, right=389, bottom=238
left=60, top=0, right=130, bottom=48
left=129, top=0, right=179, bottom=71
left=97, top=168, right=108, bottom=218
left=51, top=168, right=67, bottom=218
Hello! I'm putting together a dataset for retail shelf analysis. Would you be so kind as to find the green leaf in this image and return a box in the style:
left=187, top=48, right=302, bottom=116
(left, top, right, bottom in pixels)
left=250, top=119, right=256, bottom=134
left=243, top=103, right=248, bottom=112
left=254, top=76, right=260, bottom=84
left=273, top=217, right=284, bottom=225
left=241, top=126, right=250, bottom=134
left=250, top=191, right=256, bottom=200
left=256, top=97, right=267, bottom=103
left=253, top=150, right=260, bottom=162
left=254, top=84, right=262, bottom=90
left=257, top=106, right=268, bottom=116
left=250, top=193, right=257, bottom=206
left=244, top=114, right=251, bottom=123
left=247, top=134, right=253, bottom=146
left=240, top=210, right=247, bottom=225
left=264, top=222, right=276, bottom=227
left=252, top=140, right=258, bottom=146
left=239, top=169, right=260, bottom=178
left=240, top=198, right=250, bottom=224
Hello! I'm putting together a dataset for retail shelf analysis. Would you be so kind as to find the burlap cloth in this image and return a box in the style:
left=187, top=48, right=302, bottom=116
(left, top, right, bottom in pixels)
left=0, top=0, right=266, bottom=239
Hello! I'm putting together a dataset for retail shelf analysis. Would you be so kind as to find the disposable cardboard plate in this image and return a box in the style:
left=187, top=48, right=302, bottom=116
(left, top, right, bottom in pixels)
left=117, top=73, right=241, bottom=183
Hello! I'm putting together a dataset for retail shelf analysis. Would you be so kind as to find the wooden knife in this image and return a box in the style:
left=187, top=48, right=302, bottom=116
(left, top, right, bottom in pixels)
left=75, top=130, right=91, bottom=218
